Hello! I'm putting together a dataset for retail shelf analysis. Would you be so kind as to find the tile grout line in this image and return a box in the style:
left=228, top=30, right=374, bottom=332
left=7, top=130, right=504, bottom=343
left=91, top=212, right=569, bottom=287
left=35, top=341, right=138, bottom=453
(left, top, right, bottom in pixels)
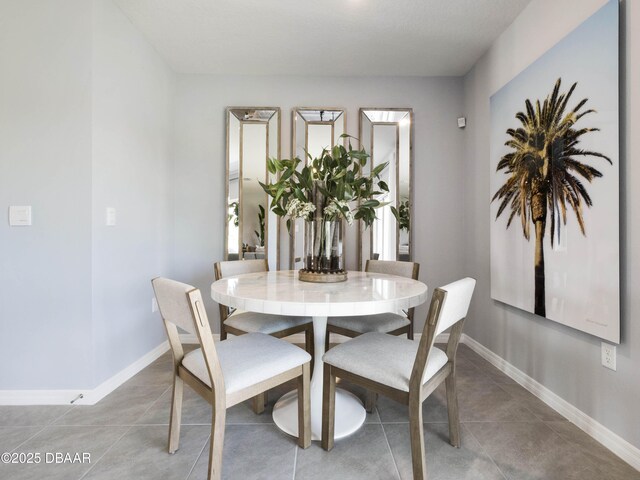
left=9, top=426, right=47, bottom=453
left=379, top=411, right=403, bottom=480
left=461, top=422, right=510, bottom=480
left=292, top=443, right=298, bottom=480
left=78, top=385, right=172, bottom=480
left=539, top=421, right=622, bottom=476
left=9, top=406, right=75, bottom=453
left=491, top=382, right=559, bottom=423
left=185, top=433, right=211, bottom=480
left=77, top=424, right=134, bottom=479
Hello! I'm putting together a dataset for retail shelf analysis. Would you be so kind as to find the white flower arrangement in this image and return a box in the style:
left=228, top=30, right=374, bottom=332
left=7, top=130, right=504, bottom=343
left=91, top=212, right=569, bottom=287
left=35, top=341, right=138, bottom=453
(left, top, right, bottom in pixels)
left=285, top=198, right=316, bottom=219
left=324, top=200, right=354, bottom=225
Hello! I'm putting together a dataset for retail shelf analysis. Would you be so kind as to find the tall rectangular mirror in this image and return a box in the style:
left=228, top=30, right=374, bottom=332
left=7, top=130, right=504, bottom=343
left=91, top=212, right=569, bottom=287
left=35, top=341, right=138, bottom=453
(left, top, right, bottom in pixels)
left=358, top=108, right=413, bottom=269
left=226, top=107, right=280, bottom=269
left=290, top=108, right=346, bottom=269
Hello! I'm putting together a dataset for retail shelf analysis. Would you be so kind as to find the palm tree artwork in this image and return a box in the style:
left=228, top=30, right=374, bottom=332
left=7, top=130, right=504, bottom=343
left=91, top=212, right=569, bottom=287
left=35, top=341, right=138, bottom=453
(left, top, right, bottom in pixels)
left=492, top=78, right=611, bottom=317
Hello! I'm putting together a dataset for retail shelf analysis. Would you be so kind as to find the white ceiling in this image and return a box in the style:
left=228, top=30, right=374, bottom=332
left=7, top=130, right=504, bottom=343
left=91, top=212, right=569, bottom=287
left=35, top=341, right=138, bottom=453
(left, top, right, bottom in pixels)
left=113, top=0, right=531, bottom=76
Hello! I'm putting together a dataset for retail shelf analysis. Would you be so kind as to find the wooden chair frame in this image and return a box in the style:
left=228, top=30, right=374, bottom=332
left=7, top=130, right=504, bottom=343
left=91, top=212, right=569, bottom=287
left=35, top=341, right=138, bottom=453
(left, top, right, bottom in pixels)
left=214, top=259, right=314, bottom=413
left=326, top=260, right=420, bottom=350
left=322, top=286, right=467, bottom=480
left=153, top=279, right=311, bottom=480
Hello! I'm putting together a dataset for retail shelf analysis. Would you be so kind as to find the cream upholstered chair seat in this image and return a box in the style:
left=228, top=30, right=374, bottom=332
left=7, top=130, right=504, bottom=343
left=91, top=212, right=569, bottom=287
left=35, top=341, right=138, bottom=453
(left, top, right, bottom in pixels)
left=152, top=277, right=311, bottom=480
left=326, top=312, right=410, bottom=335
left=225, top=310, right=311, bottom=335
left=327, top=260, right=419, bottom=342
left=214, top=259, right=313, bottom=344
left=322, top=278, right=476, bottom=480
left=323, top=333, right=447, bottom=392
left=182, top=333, right=310, bottom=394
left=325, top=259, right=420, bottom=412
left=214, top=260, right=314, bottom=415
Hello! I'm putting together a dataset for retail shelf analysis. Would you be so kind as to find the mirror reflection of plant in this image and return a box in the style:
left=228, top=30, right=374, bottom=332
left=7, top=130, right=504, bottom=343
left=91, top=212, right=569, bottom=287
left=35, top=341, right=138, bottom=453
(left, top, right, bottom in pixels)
left=228, top=201, right=239, bottom=227
left=391, top=199, right=410, bottom=232
left=254, top=205, right=266, bottom=247
left=259, top=135, right=389, bottom=232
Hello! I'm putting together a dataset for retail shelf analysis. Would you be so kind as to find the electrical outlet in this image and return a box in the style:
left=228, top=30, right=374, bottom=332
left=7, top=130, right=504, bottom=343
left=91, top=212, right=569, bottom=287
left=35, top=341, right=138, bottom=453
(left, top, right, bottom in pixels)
left=601, top=342, right=616, bottom=371
left=151, top=297, right=158, bottom=313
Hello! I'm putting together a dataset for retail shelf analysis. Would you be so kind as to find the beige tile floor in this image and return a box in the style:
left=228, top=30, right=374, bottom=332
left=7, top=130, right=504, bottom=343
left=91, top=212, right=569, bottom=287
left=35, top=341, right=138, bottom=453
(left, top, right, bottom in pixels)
left=0, top=344, right=638, bottom=480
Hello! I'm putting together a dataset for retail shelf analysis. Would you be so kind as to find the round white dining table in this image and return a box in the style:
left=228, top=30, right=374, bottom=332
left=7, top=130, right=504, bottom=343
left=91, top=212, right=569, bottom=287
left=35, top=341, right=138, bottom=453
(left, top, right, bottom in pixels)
left=211, top=270, right=428, bottom=440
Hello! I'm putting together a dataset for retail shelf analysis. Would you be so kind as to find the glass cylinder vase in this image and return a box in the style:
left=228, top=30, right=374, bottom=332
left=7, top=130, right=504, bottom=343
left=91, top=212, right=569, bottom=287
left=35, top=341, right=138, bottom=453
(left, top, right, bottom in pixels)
left=299, top=217, right=346, bottom=283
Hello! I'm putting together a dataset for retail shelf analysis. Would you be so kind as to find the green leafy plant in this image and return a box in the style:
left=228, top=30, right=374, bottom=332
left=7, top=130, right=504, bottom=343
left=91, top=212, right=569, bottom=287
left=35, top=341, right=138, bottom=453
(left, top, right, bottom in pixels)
left=259, top=135, right=388, bottom=232
left=254, top=204, right=265, bottom=247
left=391, top=199, right=410, bottom=232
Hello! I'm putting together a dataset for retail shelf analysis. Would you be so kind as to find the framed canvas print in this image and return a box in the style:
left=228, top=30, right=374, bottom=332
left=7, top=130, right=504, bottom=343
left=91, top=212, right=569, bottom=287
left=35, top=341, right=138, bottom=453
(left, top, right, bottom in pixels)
left=490, top=0, right=619, bottom=343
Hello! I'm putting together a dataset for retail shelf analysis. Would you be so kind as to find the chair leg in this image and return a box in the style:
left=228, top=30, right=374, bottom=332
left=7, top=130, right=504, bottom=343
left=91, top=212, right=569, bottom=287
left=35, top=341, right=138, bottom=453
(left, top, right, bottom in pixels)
left=207, top=401, right=226, bottom=480
left=321, top=363, right=336, bottom=451
left=297, top=362, right=311, bottom=449
left=409, top=394, right=427, bottom=480
left=445, top=372, right=461, bottom=448
left=168, top=375, right=184, bottom=454
left=408, top=322, right=414, bottom=340
left=220, top=322, right=227, bottom=341
left=305, top=327, right=315, bottom=373
left=251, top=392, right=266, bottom=414
left=365, top=391, right=378, bottom=413
left=324, top=329, right=330, bottom=352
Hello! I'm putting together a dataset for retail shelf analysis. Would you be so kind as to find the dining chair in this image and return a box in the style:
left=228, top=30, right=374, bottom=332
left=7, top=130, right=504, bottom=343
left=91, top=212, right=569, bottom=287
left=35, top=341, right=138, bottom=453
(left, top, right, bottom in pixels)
left=326, top=259, right=420, bottom=352
left=152, top=277, right=311, bottom=480
left=321, top=277, right=476, bottom=480
left=214, top=259, right=314, bottom=413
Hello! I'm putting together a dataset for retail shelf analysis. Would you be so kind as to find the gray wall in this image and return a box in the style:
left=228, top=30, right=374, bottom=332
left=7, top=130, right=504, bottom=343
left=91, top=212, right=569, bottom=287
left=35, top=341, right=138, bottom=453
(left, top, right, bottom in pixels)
left=462, top=0, right=640, bottom=449
left=172, top=75, right=467, bottom=333
left=0, top=0, right=94, bottom=389
left=91, top=0, right=175, bottom=385
left=0, top=0, right=175, bottom=391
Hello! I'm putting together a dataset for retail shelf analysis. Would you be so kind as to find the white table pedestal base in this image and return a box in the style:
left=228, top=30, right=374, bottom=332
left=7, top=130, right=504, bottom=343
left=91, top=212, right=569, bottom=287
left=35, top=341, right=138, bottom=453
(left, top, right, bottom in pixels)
left=272, top=315, right=366, bottom=441
left=272, top=388, right=366, bottom=441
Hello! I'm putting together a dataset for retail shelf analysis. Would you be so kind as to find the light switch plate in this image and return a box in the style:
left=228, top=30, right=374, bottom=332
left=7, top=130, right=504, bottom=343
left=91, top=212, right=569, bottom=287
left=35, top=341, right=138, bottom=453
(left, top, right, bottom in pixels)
left=9, top=206, right=32, bottom=226
left=106, top=207, right=116, bottom=226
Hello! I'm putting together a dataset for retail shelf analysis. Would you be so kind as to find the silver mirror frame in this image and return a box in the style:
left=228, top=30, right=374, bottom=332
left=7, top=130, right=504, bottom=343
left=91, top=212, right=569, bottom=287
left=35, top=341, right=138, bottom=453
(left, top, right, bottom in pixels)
left=225, top=107, right=281, bottom=269
left=290, top=107, right=347, bottom=269
left=357, top=107, right=414, bottom=270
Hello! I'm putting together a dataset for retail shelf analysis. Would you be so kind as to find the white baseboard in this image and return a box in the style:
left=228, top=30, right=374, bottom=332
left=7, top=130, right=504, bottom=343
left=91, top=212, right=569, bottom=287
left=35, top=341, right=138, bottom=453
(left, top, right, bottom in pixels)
left=0, top=390, right=87, bottom=406
left=462, top=334, right=640, bottom=471
left=78, top=341, right=170, bottom=405
left=0, top=341, right=170, bottom=406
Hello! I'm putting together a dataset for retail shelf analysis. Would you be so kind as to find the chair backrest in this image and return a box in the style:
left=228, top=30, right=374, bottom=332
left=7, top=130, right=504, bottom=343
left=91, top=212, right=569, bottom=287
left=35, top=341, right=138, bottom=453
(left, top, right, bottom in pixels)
left=214, top=259, right=268, bottom=280
left=213, top=259, right=269, bottom=324
left=410, top=277, right=476, bottom=390
left=365, top=259, right=419, bottom=279
left=434, top=278, right=476, bottom=335
left=151, top=277, right=223, bottom=393
left=366, top=260, right=420, bottom=320
left=152, top=277, right=197, bottom=334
